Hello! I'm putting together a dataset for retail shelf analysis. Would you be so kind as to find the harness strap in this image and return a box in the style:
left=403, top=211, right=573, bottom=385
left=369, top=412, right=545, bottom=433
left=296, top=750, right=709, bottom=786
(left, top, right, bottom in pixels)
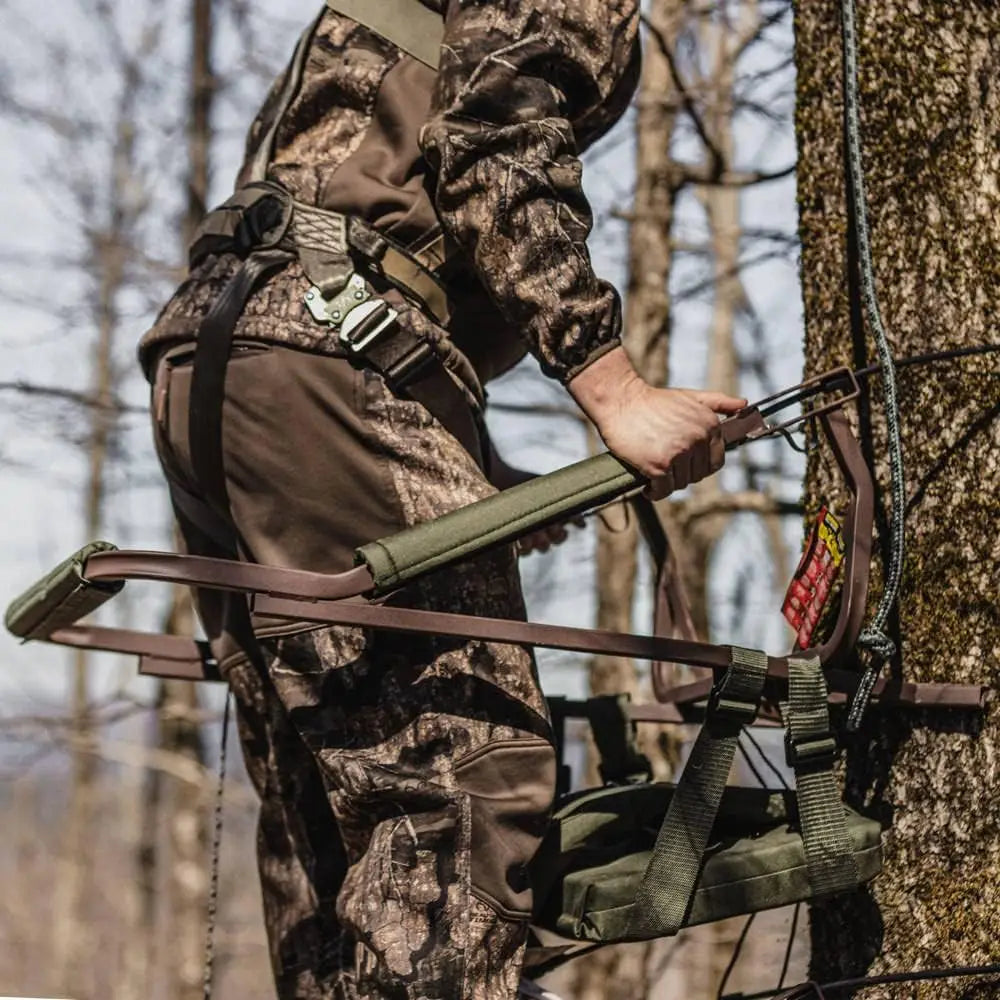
left=626, top=646, right=769, bottom=938
left=784, top=656, right=860, bottom=896
left=325, top=0, right=445, bottom=70
left=186, top=189, right=483, bottom=495
left=586, top=695, right=652, bottom=786
left=188, top=247, right=295, bottom=513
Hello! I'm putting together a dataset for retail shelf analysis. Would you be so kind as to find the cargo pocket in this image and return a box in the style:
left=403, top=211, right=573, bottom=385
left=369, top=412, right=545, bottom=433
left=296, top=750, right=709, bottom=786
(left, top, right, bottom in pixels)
left=454, top=736, right=557, bottom=920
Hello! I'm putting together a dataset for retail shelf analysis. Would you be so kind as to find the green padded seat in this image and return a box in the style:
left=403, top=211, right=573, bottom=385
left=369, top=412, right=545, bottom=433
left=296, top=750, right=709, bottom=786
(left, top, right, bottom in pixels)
left=532, top=783, right=881, bottom=943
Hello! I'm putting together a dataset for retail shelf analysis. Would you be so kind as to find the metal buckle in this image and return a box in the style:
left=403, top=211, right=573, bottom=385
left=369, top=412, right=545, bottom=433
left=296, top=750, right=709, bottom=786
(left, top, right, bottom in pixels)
left=305, top=273, right=370, bottom=327
left=785, top=730, right=839, bottom=770
left=304, top=272, right=399, bottom=354
left=339, top=300, right=398, bottom=354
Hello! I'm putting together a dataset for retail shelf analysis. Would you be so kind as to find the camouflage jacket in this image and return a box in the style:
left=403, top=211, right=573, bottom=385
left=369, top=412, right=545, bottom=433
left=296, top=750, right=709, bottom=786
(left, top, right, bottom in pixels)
left=140, top=0, right=640, bottom=386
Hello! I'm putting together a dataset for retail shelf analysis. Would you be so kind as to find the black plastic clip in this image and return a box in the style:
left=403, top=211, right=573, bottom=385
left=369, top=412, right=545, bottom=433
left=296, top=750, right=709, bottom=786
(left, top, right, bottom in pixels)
left=785, top=730, right=839, bottom=771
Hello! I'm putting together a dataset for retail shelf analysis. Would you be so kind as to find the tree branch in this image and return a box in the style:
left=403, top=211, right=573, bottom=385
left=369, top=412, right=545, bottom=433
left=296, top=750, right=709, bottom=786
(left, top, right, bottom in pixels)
left=672, top=490, right=802, bottom=528
left=641, top=13, right=724, bottom=176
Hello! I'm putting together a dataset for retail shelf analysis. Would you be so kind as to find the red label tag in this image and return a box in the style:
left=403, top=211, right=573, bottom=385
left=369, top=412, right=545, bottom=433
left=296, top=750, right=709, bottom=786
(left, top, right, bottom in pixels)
left=782, top=507, right=845, bottom=649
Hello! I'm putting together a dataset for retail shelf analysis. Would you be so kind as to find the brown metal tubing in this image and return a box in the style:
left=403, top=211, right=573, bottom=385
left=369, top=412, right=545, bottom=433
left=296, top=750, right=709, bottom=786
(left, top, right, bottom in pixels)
left=254, top=593, right=779, bottom=676
left=49, top=625, right=222, bottom=682
left=654, top=670, right=989, bottom=712
left=809, top=409, right=873, bottom=670
left=81, top=550, right=374, bottom=602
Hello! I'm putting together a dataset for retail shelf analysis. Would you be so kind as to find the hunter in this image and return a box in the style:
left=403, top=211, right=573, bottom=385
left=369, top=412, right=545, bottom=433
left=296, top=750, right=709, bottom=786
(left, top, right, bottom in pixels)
left=140, top=1, right=743, bottom=998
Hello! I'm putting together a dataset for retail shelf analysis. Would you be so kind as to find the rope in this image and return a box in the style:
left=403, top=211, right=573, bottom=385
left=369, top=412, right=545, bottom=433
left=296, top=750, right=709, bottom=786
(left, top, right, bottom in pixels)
left=202, top=690, right=232, bottom=1000
left=840, top=0, right=907, bottom=731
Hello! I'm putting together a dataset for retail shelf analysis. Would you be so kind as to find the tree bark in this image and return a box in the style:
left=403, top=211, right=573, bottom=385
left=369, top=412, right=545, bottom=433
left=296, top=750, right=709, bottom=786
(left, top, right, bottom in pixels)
left=571, top=4, right=683, bottom=998
left=52, top=57, right=136, bottom=997
left=166, top=4, right=215, bottom=998
left=794, top=2, right=1000, bottom=994
left=139, top=4, right=216, bottom=998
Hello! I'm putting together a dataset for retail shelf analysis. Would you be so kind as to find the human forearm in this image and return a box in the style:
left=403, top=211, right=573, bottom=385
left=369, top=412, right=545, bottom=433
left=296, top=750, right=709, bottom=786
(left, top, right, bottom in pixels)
left=419, top=2, right=635, bottom=381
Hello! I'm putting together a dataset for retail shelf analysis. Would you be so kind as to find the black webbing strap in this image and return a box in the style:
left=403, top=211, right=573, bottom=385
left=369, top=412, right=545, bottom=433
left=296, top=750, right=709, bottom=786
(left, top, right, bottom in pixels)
left=784, top=656, right=860, bottom=896
left=586, top=695, right=652, bottom=785
left=188, top=248, right=294, bottom=512
left=356, top=321, right=486, bottom=468
left=626, top=645, right=768, bottom=938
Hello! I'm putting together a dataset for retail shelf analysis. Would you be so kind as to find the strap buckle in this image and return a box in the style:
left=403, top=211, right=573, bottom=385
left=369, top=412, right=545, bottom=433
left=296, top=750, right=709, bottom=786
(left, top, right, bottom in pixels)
left=339, top=299, right=398, bottom=354
left=708, top=691, right=760, bottom=728
left=304, top=272, right=399, bottom=354
left=785, top=730, right=839, bottom=770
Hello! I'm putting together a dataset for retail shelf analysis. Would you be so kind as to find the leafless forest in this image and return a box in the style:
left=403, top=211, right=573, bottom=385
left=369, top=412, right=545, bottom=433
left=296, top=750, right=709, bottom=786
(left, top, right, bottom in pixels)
left=9, top=1, right=985, bottom=999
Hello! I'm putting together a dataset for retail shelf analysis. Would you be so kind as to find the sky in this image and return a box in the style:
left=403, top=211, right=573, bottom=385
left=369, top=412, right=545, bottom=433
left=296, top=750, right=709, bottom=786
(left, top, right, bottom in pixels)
left=0, top=1, right=807, bottom=723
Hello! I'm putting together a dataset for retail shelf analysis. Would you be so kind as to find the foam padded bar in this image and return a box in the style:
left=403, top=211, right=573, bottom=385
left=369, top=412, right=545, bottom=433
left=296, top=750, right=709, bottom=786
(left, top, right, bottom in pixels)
left=357, top=452, right=642, bottom=594
left=5, top=541, right=125, bottom=640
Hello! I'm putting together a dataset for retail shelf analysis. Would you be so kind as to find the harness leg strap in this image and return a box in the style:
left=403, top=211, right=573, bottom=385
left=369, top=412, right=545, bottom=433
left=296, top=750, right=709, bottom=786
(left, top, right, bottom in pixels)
left=188, top=247, right=293, bottom=513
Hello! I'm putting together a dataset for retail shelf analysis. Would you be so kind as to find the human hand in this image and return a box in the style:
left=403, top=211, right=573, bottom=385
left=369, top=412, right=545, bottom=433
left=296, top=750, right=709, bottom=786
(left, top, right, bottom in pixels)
left=516, top=515, right=587, bottom=556
left=568, top=347, right=746, bottom=500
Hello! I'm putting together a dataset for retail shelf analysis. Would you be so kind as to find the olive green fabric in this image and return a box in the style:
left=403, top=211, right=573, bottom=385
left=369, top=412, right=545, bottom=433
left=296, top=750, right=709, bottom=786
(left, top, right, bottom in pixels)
left=324, top=0, right=444, bottom=70
left=531, top=783, right=882, bottom=943
left=784, top=655, right=860, bottom=896
left=356, top=452, right=640, bottom=593
left=626, top=646, right=768, bottom=937
left=4, top=541, right=123, bottom=640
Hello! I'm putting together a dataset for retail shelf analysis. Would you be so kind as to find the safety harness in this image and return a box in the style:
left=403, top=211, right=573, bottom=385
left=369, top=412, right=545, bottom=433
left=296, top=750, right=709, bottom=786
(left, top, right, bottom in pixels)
left=183, top=0, right=476, bottom=507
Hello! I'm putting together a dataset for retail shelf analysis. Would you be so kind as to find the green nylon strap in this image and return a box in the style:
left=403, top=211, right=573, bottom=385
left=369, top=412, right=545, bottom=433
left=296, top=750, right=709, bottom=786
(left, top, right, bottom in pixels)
left=625, top=646, right=768, bottom=938
left=325, top=0, right=444, bottom=70
left=356, top=452, right=641, bottom=594
left=785, top=655, right=860, bottom=896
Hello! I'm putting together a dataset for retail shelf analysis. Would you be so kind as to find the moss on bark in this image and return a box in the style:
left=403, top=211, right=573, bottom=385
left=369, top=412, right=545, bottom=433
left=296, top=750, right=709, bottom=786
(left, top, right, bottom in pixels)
left=793, top=1, right=1000, bottom=996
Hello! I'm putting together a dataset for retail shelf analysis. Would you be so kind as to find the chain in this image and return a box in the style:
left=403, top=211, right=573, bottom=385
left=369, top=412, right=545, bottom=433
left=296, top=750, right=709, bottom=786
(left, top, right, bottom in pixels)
left=202, top=690, right=232, bottom=1000
left=840, top=0, right=907, bottom=731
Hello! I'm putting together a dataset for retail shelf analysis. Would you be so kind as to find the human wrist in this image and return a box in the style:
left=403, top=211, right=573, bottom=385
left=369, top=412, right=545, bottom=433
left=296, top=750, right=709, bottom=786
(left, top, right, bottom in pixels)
left=567, top=345, right=645, bottom=428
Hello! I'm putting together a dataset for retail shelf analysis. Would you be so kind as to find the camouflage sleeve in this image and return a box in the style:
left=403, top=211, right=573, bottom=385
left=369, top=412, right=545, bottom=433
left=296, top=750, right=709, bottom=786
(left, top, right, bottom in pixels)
left=419, top=0, right=640, bottom=383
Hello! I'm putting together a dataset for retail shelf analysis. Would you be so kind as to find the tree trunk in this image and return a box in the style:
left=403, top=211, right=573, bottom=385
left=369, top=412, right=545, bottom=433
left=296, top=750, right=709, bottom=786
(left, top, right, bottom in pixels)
left=140, top=4, right=216, bottom=997
left=52, top=106, right=130, bottom=1000
left=571, top=4, right=683, bottom=998
left=794, top=2, right=1000, bottom=993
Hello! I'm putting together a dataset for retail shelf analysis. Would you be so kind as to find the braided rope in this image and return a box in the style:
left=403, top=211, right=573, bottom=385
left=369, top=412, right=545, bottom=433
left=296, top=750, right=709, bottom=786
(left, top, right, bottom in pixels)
left=840, top=0, right=907, bottom=731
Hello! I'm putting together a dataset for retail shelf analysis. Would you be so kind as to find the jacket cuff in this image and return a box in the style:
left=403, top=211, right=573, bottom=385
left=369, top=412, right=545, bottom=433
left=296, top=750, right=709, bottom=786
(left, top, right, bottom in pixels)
left=559, top=337, right=622, bottom=385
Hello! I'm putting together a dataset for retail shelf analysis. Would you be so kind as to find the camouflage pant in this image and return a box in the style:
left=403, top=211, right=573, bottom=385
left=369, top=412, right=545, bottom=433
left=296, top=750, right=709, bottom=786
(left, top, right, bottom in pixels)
left=151, top=337, right=556, bottom=999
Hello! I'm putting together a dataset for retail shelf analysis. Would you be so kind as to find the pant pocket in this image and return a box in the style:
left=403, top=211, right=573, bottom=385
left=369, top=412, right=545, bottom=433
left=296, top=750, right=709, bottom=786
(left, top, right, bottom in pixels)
left=454, top=737, right=557, bottom=920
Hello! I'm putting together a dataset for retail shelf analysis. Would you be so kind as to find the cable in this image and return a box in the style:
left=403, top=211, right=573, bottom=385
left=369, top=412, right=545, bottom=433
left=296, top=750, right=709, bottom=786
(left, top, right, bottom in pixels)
left=777, top=903, right=800, bottom=990
left=202, top=690, right=232, bottom=1000
left=840, top=0, right=907, bottom=731
left=716, top=913, right=757, bottom=999
left=720, top=963, right=1000, bottom=999
left=741, top=726, right=791, bottom=791
left=737, top=731, right=771, bottom=788
left=854, top=342, right=1000, bottom=380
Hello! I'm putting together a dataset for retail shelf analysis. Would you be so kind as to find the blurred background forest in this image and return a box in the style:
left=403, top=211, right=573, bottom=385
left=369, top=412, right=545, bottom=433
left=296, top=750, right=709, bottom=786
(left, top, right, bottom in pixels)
left=0, top=1, right=813, bottom=998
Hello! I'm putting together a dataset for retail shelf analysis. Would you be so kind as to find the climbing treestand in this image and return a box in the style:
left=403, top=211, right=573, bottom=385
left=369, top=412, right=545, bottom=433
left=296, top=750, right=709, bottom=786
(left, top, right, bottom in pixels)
left=5, top=368, right=992, bottom=998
